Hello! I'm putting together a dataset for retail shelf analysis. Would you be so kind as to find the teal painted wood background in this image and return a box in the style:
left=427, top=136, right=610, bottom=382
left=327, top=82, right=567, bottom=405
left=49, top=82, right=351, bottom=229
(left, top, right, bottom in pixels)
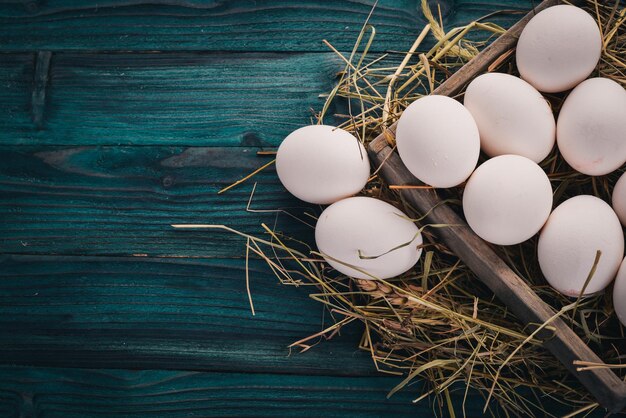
left=0, top=1, right=536, bottom=416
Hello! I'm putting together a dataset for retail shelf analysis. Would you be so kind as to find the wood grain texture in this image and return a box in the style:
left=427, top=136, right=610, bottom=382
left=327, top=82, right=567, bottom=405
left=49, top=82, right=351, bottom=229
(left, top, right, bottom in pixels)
left=0, top=145, right=316, bottom=256
left=0, top=0, right=533, bottom=52
left=0, top=54, right=34, bottom=137
left=0, top=366, right=427, bottom=417
left=0, top=254, right=378, bottom=374
left=367, top=0, right=626, bottom=412
left=0, top=52, right=347, bottom=147
left=0, top=0, right=588, bottom=415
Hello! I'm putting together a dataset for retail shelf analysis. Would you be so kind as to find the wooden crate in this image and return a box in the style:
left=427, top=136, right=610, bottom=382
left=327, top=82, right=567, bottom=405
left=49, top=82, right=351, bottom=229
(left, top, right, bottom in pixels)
left=367, top=0, right=626, bottom=412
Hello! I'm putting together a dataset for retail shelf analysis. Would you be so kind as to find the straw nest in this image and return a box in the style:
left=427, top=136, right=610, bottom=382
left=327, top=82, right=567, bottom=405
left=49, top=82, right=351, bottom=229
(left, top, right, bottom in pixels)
left=177, top=1, right=626, bottom=416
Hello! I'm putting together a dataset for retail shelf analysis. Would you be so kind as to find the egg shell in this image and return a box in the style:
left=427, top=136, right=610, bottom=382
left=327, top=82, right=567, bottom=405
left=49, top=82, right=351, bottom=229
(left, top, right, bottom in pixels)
left=275, top=125, right=370, bottom=204
left=396, top=95, right=480, bottom=188
left=557, top=78, right=626, bottom=176
left=462, top=155, right=552, bottom=245
left=315, top=197, right=422, bottom=280
left=516, top=5, right=601, bottom=93
left=463, top=73, right=555, bottom=163
left=612, top=171, right=626, bottom=226
left=613, top=257, right=626, bottom=327
left=538, top=195, right=624, bottom=297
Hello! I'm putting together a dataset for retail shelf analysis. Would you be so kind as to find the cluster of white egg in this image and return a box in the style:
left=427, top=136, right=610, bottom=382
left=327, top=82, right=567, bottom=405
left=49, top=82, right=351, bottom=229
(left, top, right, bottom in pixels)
left=275, top=5, right=626, bottom=327
left=276, top=125, right=422, bottom=281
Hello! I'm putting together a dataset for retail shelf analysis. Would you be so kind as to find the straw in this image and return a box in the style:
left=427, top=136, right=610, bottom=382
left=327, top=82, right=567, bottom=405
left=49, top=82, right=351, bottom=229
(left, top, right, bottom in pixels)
left=176, top=1, right=626, bottom=415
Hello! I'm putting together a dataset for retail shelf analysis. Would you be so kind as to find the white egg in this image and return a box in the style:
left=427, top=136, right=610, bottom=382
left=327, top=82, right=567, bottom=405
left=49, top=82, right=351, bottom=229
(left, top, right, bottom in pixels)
left=538, top=195, right=624, bottom=297
left=275, top=125, right=370, bottom=204
left=463, top=155, right=552, bottom=245
left=557, top=78, right=626, bottom=176
left=516, top=5, right=601, bottom=93
left=613, top=257, right=626, bottom=327
left=396, top=95, right=480, bottom=188
left=612, top=171, right=626, bottom=226
left=315, top=197, right=422, bottom=280
left=463, top=73, right=555, bottom=163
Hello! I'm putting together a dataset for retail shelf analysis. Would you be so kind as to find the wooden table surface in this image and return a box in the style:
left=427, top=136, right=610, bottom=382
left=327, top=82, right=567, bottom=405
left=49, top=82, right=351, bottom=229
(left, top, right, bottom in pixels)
left=0, top=1, right=534, bottom=416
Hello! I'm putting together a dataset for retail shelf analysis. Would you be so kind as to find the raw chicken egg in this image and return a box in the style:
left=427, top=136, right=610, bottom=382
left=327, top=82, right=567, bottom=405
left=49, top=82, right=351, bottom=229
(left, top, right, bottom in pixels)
left=557, top=77, right=626, bottom=176
left=463, top=73, right=555, bottom=163
left=516, top=5, right=601, bottom=93
left=315, top=197, right=422, bottom=280
left=396, top=95, right=480, bottom=188
left=538, top=195, right=624, bottom=296
left=462, top=155, right=553, bottom=245
left=612, top=171, right=626, bottom=226
left=613, top=257, right=626, bottom=327
left=276, top=125, right=370, bottom=204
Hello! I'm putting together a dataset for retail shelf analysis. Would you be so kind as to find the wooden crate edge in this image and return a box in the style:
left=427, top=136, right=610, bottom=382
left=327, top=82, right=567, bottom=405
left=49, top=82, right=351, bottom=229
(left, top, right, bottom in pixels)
left=367, top=0, right=626, bottom=412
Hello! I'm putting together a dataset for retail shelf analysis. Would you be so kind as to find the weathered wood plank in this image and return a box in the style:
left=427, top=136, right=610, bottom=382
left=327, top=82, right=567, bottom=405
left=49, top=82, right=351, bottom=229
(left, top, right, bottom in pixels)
left=0, top=53, right=34, bottom=136
left=0, top=145, right=316, bottom=256
left=0, top=0, right=532, bottom=52
left=0, top=52, right=350, bottom=147
left=0, top=366, right=479, bottom=417
left=0, top=254, right=378, bottom=374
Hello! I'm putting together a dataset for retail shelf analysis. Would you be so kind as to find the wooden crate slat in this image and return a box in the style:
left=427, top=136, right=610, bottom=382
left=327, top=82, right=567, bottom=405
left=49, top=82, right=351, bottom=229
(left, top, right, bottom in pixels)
left=367, top=0, right=626, bottom=412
